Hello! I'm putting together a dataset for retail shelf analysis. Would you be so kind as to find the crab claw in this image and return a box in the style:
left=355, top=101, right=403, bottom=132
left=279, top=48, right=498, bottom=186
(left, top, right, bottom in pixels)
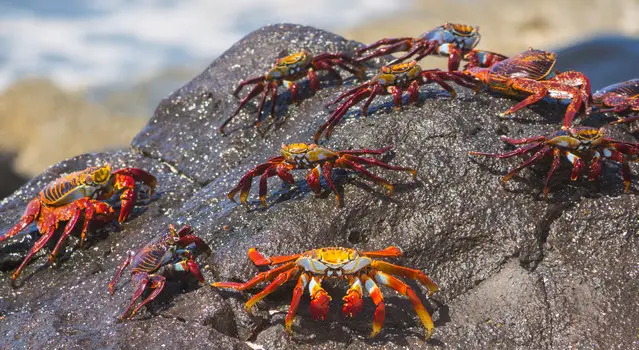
left=112, top=168, right=157, bottom=222
left=342, top=290, right=364, bottom=318
left=309, top=290, right=331, bottom=320
left=177, top=235, right=212, bottom=255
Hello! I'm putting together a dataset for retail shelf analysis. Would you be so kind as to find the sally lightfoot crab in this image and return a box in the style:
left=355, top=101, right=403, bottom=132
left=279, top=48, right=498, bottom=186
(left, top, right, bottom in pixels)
left=469, top=126, right=639, bottom=195
left=220, top=50, right=365, bottom=133
left=355, top=23, right=507, bottom=71
left=227, top=143, right=416, bottom=207
left=314, top=60, right=478, bottom=142
left=593, top=78, right=639, bottom=124
left=0, top=164, right=156, bottom=285
left=463, top=48, right=591, bottom=128
left=108, top=224, right=211, bottom=320
left=212, top=246, right=438, bottom=338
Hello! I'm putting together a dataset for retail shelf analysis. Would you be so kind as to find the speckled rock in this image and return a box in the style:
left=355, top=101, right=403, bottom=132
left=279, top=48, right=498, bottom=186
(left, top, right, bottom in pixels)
left=1, top=24, right=638, bottom=350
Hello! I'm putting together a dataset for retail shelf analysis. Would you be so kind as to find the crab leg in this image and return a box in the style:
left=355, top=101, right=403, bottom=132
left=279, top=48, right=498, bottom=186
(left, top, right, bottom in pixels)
left=342, top=154, right=417, bottom=179
left=604, top=149, right=632, bottom=191
left=499, top=78, right=548, bottom=118
left=372, top=270, right=435, bottom=339
left=387, top=85, right=404, bottom=109
left=227, top=162, right=278, bottom=205
left=338, top=146, right=393, bottom=156
left=588, top=150, right=603, bottom=181
left=221, top=81, right=266, bottom=133
left=356, top=38, right=414, bottom=62
left=500, top=135, right=547, bottom=145
left=361, top=246, right=403, bottom=258
left=211, top=261, right=297, bottom=291
left=390, top=41, right=435, bottom=65
left=342, top=276, right=364, bottom=317
left=247, top=247, right=302, bottom=266
left=11, top=226, right=57, bottom=285
left=334, top=158, right=394, bottom=195
left=322, top=162, right=340, bottom=204
left=244, top=266, right=299, bottom=310
left=422, top=70, right=457, bottom=98
left=543, top=148, right=562, bottom=197
left=360, top=273, right=385, bottom=337
left=233, top=76, right=267, bottom=97
left=406, top=80, right=421, bottom=103
left=129, top=274, right=167, bottom=319
left=564, top=151, right=586, bottom=181
left=502, top=147, right=552, bottom=183
left=469, top=142, right=544, bottom=159
left=370, top=260, right=439, bottom=295
left=258, top=167, right=279, bottom=207
left=0, top=198, right=40, bottom=243
left=109, top=251, right=135, bottom=295
left=306, top=165, right=323, bottom=195
left=308, top=276, right=331, bottom=320
left=285, top=273, right=309, bottom=332
left=47, top=201, right=85, bottom=265
left=322, top=85, right=384, bottom=142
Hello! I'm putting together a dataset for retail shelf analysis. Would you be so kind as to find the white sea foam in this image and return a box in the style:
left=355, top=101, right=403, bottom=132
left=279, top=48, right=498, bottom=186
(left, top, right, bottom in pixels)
left=0, top=0, right=410, bottom=91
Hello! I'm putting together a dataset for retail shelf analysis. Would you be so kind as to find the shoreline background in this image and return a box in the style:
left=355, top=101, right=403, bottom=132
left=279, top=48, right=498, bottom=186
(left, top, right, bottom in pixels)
left=0, top=0, right=638, bottom=193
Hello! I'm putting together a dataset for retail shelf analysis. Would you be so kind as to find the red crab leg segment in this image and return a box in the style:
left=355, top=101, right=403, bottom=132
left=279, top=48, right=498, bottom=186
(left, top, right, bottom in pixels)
left=244, top=266, right=299, bottom=310
left=372, top=270, right=435, bottom=339
left=286, top=273, right=310, bottom=332
left=11, top=226, right=56, bottom=286
left=0, top=198, right=41, bottom=243
left=308, top=276, right=331, bottom=320
left=370, top=260, right=439, bottom=295
left=343, top=276, right=364, bottom=318
left=341, top=153, right=417, bottom=179
left=121, top=272, right=166, bottom=320
left=361, top=246, right=403, bottom=257
left=247, top=247, right=302, bottom=266
left=227, top=157, right=287, bottom=206
left=361, top=273, right=385, bottom=337
left=109, top=251, right=135, bottom=295
left=543, top=149, right=561, bottom=197
left=111, top=168, right=157, bottom=223
left=334, top=157, right=395, bottom=195
left=47, top=199, right=97, bottom=264
left=211, top=261, right=297, bottom=291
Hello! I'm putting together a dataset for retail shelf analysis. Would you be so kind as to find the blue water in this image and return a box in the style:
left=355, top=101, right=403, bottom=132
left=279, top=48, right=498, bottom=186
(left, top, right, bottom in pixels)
left=0, top=0, right=410, bottom=91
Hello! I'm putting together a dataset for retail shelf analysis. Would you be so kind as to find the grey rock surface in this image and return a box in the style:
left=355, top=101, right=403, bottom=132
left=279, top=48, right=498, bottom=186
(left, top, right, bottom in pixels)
left=1, top=24, right=638, bottom=349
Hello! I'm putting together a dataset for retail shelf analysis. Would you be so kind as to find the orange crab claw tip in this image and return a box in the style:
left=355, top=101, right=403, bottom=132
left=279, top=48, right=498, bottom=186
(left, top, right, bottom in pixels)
left=624, top=181, right=631, bottom=193
left=425, top=329, right=434, bottom=340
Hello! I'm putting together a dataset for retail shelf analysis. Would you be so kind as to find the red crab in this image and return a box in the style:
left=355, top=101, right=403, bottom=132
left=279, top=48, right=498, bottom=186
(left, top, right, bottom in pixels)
left=593, top=78, right=639, bottom=124
left=227, top=143, right=416, bottom=207
left=0, top=164, right=156, bottom=285
left=469, top=126, right=639, bottom=195
left=313, top=60, right=478, bottom=142
left=212, top=246, right=439, bottom=338
left=108, top=224, right=211, bottom=320
left=220, top=50, right=365, bottom=133
left=355, top=23, right=507, bottom=71
left=463, top=48, right=592, bottom=129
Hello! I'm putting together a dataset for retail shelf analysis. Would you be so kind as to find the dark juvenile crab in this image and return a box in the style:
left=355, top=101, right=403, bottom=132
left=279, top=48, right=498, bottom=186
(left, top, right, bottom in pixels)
left=593, top=78, right=639, bottom=124
left=212, top=246, right=439, bottom=338
left=469, top=126, right=639, bottom=195
left=463, top=49, right=591, bottom=129
left=227, top=143, right=416, bottom=207
left=0, top=164, right=156, bottom=285
left=355, top=23, right=507, bottom=71
left=313, top=60, right=478, bottom=142
left=108, top=224, right=211, bottom=320
left=220, top=50, right=365, bottom=133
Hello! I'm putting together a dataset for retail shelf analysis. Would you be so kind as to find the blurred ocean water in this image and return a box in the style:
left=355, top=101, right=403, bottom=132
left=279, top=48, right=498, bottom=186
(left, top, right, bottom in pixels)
left=0, top=0, right=410, bottom=91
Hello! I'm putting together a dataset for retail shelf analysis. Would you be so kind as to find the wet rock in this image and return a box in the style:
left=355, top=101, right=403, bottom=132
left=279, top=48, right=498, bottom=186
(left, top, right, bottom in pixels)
left=1, top=24, right=638, bottom=349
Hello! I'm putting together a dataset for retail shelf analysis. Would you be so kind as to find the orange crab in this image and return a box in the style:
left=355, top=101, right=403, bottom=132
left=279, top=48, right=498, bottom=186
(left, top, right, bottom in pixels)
left=227, top=143, right=416, bottom=207
left=212, top=246, right=439, bottom=338
left=463, top=48, right=591, bottom=128
left=0, top=164, right=156, bottom=285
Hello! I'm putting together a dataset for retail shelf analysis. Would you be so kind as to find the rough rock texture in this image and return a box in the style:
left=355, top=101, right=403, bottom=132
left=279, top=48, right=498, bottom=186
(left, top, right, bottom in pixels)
left=1, top=24, right=638, bottom=349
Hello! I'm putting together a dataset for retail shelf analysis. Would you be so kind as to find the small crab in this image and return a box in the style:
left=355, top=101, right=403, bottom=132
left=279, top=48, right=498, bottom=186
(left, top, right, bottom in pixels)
left=220, top=50, right=365, bottom=133
left=227, top=143, right=416, bottom=207
left=463, top=48, right=592, bottom=128
left=0, top=164, right=156, bottom=285
left=593, top=78, right=639, bottom=124
left=313, top=60, right=478, bottom=142
left=212, top=246, right=438, bottom=338
left=355, top=23, right=507, bottom=71
left=108, top=224, right=211, bottom=320
left=469, top=126, right=639, bottom=195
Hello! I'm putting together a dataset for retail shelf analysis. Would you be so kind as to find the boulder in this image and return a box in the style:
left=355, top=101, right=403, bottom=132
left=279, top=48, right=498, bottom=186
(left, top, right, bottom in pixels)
left=1, top=24, right=637, bottom=349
